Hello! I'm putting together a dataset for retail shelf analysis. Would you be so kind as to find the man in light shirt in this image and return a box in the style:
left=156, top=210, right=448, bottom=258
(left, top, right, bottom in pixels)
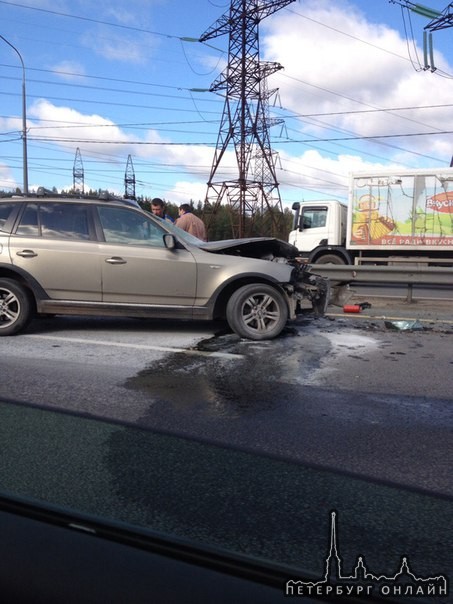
left=175, top=203, right=207, bottom=241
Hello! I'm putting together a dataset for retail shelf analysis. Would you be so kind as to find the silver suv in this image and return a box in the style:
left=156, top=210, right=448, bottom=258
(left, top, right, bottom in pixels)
left=0, top=194, right=329, bottom=340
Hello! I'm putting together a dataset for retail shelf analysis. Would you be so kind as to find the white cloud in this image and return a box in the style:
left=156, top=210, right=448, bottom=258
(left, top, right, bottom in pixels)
left=165, top=180, right=207, bottom=205
left=13, top=0, right=453, bottom=200
left=91, top=0, right=163, bottom=26
left=51, top=61, right=86, bottom=81
left=0, top=163, right=18, bottom=191
left=24, top=100, right=234, bottom=197
left=79, top=29, right=152, bottom=64
left=276, top=148, right=405, bottom=205
left=28, top=99, right=142, bottom=155
left=263, top=0, right=453, bottom=168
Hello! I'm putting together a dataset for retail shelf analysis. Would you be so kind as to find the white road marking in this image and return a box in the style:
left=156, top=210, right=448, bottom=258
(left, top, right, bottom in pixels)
left=25, top=334, right=243, bottom=359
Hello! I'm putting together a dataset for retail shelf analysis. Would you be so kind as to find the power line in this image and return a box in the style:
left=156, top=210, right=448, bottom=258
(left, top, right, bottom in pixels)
left=0, top=0, right=185, bottom=39
left=22, top=127, right=453, bottom=145
left=290, top=102, right=453, bottom=118
left=286, top=5, right=413, bottom=64
left=2, top=0, right=452, bottom=196
left=7, top=1, right=433, bottom=133
left=0, top=62, right=217, bottom=95
left=1, top=18, right=448, bottom=137
left=0, top=90, right=221, bottom=114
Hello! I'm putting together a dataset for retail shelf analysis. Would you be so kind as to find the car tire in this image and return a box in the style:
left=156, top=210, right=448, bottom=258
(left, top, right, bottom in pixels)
left=226, top=283, right=288, bottom=340
left=0, top=279, right=34, bottom=336
left=315, top=254, right=345, bottom=265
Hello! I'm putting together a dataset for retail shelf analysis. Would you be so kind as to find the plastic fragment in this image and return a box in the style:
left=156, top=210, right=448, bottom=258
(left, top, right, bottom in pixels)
left=384, top=320, right=424, bottom=331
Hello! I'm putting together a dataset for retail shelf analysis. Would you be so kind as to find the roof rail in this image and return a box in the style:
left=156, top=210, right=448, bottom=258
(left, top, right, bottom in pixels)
left=9, top=187, right=139, bottom=205
left=36, top=186, right=54, bottom=197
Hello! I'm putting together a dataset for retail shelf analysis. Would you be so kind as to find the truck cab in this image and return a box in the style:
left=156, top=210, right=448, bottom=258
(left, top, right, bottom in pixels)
left=288, top=200, right=349, bottom=263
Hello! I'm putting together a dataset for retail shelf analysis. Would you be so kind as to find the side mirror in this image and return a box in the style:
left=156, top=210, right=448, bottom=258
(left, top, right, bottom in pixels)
left=163, top=233, right=176, bottom=249
left=291, top=202, right=301, bottom=231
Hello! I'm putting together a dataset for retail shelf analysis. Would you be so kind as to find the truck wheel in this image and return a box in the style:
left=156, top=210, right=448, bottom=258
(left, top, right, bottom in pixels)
left=226, top=283, right=288, bottom=340
left=316, top=254, right=346, bottom=265
left=0, top=279, right=34, bottom=336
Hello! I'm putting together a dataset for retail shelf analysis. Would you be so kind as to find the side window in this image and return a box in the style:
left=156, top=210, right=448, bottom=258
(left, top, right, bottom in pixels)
left=98, top=206, right=165, bottom=247
left=16, top=204, right=39, bottom=237
left=39, top=203, right=90, bottom=240
left=0, top=203, right=16, bottom=232
left=302, top=208, right=327, bottom=229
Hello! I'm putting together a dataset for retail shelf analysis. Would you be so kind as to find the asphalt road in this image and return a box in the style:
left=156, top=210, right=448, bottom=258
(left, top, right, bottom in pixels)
left=0, top=308, right=451, bottom=497
left=0, top=308, right=452, bottom=595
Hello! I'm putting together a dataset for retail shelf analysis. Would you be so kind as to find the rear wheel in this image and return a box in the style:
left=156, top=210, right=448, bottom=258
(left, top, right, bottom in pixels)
left=226, top=283, right=288, bottom=340
left=315, top=254, right=346, bottom=265
left=0, top=279, right=34, bottom=336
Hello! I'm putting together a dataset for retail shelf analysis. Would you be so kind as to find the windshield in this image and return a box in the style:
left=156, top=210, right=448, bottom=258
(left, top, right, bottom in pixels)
left=149, top=212, right=205, bottom=247
left=1, top=397, right=450, bottom=592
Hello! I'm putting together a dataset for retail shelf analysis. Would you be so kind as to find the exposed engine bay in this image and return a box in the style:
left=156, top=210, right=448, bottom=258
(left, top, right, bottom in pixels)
left=200, top=236, right=331, bottom=317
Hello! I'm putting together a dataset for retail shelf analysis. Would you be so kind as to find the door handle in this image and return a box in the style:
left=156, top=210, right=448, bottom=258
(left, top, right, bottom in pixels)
left=105, top=257, right=127, bottom=264
left=16, top=249, right=37, bottom=258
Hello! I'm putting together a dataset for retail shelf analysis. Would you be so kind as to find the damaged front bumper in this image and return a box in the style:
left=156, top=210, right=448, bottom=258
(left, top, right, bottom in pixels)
left=285, top=263, right=331, bottom=318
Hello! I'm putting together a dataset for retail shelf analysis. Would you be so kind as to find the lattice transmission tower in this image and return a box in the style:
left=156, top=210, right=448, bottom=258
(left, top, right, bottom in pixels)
left=124, top=154, right=136, bottom=200
left=200, top=0, right=295, bottom=238
left=425, top=1, right=453, bottom=29
left=72, top=147, right=84, bottom=194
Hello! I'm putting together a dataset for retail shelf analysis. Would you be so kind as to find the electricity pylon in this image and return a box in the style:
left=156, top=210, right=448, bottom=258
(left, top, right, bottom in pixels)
left=124, top=154, right=136, bottom=200
left=199, top=0, right=295, bottom=238
left=72, top=147, right=84, bottom=194
left=424, top=1, right=453, bottom=29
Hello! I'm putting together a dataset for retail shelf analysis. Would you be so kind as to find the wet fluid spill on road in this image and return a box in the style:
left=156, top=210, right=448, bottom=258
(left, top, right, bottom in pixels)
left=118, top=317, right=453, bottom=501
left=124, top=321, right=334, bottom=417
left=122, top=316, right=386, bottom=418
left=123, top=315, right=448, bottom=417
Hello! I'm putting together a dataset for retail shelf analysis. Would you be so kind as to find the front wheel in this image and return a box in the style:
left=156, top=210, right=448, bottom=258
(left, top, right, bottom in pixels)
left=0, top=279, right=34, bottom=336
left=226, top=283, right=288, bottom=340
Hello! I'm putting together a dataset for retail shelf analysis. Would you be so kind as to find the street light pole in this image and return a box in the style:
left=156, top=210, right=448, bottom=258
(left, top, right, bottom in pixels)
left=0, top=34, right=28, bottom=195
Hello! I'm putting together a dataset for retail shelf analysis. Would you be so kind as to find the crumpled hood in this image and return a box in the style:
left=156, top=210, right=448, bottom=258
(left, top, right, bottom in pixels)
left=197, top=237, right=300, bottom=259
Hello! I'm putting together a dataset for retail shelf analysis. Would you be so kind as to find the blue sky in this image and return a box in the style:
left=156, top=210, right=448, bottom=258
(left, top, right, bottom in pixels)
left=1, top=0, right=453, bottom=206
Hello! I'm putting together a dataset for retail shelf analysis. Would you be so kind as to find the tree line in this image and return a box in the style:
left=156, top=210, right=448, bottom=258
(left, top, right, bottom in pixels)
left=1, top=188, right=294, bottom=241
left=139, top=198, right=293, bottom=240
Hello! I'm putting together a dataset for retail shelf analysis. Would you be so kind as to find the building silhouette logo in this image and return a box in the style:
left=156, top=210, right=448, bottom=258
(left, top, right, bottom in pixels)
left=286, top=511, right=448, bottom=599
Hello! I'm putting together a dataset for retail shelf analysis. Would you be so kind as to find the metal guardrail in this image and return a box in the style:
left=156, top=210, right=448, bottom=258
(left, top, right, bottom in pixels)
left=310, top=265, right=453, bottom=285
left=353, top=256, right=453, bottom=265
left=310, top=265, right=453, bottom=303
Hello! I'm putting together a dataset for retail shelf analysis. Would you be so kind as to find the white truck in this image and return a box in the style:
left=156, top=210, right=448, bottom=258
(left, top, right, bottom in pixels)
left=289, top=168, right=453, bottom=265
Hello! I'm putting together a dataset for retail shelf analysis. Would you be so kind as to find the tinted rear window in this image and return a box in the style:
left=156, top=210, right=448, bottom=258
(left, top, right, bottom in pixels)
left=0, top=203, right=16, bottom=232
left=15, top=203, right=91, bottom=240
